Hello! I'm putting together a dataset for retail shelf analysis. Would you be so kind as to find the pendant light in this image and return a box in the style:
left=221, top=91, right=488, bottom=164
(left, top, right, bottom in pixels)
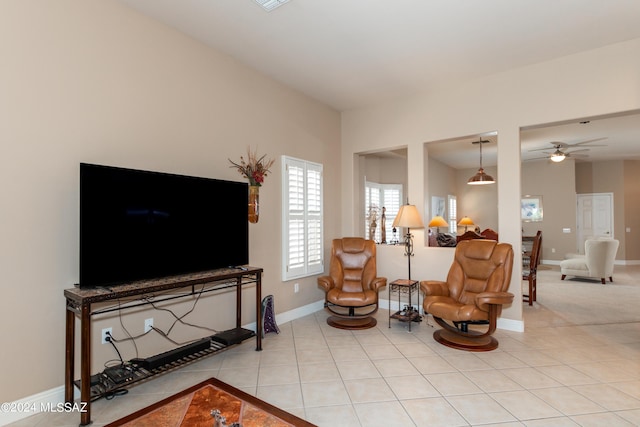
left=468, top=139, right=495, bottom=185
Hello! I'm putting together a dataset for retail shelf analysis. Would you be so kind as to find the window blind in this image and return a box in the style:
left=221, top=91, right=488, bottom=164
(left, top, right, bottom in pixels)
left=282, top=156, right=323, bottom=280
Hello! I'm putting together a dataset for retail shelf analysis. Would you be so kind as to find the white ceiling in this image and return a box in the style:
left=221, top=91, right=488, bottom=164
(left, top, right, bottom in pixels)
left=117, top=0, right=640, bottom=165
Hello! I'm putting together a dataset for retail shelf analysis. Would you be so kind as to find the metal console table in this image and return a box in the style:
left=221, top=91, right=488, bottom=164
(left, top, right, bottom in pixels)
left=64, top=266, right=263, bottom=426
left=388, top=279, right=421, bottom=331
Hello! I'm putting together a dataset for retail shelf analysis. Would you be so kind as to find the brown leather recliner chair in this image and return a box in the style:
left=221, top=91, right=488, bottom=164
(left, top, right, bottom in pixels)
left=318, top=238, right=387, bottom=330
left=421, top=239, right=514, bottom=351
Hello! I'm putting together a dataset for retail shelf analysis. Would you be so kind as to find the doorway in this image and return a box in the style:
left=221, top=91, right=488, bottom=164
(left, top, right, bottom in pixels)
left=576, top=192, right=614, bottom=253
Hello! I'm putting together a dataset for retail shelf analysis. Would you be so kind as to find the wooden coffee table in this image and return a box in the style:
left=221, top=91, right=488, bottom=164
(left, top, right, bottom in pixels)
left=105, top=377, right=316, bottom=427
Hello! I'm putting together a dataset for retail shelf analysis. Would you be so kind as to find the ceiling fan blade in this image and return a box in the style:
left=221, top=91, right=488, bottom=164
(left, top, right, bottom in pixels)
left=565, top=148, right=590, bottom=153
left=529, top=146, right=558, bottom=152
left=529, top=136, right=608, bottom=153
left=567, top=137, right=608, bottom=147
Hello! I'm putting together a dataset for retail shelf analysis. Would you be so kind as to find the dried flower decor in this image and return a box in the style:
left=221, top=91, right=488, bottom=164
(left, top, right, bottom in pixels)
left=228, top=147, right=275, bottom=187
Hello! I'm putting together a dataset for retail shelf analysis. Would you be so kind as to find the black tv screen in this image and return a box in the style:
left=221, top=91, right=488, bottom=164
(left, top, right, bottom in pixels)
left=79, top=163, right=249, bottom=288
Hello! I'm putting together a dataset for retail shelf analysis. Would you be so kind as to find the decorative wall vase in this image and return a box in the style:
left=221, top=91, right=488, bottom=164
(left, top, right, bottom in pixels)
left=249, top=185, right=260, bottom=223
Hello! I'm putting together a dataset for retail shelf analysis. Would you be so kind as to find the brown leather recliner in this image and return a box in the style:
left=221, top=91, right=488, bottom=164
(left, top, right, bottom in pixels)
left=421, top=239, right=514, bottom=351
left=318, top=237, right=387, bottom=330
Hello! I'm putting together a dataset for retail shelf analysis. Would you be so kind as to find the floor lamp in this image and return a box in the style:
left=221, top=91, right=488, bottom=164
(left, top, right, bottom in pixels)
left=392, top=204, right=424, bottom=280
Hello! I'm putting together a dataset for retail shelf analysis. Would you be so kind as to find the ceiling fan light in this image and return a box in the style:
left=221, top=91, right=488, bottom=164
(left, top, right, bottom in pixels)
left=550, top=152, right=566, bottom=162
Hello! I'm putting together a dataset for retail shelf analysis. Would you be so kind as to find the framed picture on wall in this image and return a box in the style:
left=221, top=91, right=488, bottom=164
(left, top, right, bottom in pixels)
left=521, top=195, right=543, bottom=222
left=432, top=196, right=445, bottom=219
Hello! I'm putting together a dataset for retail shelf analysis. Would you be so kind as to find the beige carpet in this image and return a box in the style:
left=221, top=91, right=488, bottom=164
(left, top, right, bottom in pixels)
left=523, top=265, right=640, bottom=328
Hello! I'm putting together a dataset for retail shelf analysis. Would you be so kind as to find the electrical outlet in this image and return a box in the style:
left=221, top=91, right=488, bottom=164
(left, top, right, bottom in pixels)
left=294, top=283, right=299, bottom=293
left=144, top=318, right=154, bottom=333
left=101, top=327, right=112, bottom=344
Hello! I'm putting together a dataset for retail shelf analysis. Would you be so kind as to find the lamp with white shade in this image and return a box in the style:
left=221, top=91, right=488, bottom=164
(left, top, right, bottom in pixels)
left=392, top=204, right=424, bottom=280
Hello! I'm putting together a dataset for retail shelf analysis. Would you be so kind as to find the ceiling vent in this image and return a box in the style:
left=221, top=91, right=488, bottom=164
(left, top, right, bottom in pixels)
left=254, top=0, right=290, bottom=12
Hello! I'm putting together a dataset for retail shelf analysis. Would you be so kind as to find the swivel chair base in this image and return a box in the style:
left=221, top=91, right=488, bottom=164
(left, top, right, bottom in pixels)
left=433, top=329, right=498, bottom=352
left=327, top=315, right=377, bottom=330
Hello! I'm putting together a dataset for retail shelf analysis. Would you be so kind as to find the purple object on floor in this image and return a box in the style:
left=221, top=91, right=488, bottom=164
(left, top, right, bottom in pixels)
left=261, top=295, right=280, bottom=338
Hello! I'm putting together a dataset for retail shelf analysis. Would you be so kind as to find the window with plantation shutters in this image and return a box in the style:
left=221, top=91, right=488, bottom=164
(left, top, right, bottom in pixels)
left=448, top=195, right=457, bottom=234
left=365, top=181, right=402, bottom=243
left=282, top=156, right=323, bottom=281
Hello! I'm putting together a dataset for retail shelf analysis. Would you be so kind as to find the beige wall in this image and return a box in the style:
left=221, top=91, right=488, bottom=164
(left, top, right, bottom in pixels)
left=363, top=156, right=408, bottom=186
left=624, top=160, right=640, bottom=260
left=0, top=1, right=340, bottom=401
left=427, top=159, right=456, bottom=205
left=522, top=159, right=577, bottom=261
left=342, top=37, right=640, bottom=326
left=455, top=166, right=499, bottom=233
left=426, top=158, right=456, bottom=221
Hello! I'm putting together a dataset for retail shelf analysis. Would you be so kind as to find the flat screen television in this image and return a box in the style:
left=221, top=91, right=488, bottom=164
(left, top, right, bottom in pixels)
left=79, top=163, right=249, bottom=288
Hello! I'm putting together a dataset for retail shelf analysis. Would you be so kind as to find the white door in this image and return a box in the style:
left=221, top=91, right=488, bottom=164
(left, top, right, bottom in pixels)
left=576, top=193, right=614, bottom=253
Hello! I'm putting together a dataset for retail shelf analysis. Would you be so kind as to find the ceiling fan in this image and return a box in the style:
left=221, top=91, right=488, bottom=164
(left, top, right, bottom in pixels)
left=528, top=137, right=608, bottom=162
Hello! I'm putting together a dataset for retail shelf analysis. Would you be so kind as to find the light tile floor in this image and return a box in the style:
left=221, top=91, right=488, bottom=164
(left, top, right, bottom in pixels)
left=10, top=266, right=640, bottom=426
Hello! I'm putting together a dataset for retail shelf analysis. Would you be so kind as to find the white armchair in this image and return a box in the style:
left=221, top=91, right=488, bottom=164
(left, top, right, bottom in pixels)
left=560, top=239, right=619, bottom=284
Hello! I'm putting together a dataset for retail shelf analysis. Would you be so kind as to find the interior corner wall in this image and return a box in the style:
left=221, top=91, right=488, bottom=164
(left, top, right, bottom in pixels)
left=623, top=160, right=640, bottom=261
left=427, top=157, right=457, bottom=216
left=522, top=160, right=577, bottom=261
left=455, top=166, right=499, bottom=233
left=0, top=1, right=341, bottom=402
left=575, top=162, right=594, bottom=193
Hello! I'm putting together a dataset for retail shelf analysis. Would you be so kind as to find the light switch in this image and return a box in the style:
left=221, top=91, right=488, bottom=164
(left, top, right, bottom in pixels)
left=562, top=228, right=571, bottom=233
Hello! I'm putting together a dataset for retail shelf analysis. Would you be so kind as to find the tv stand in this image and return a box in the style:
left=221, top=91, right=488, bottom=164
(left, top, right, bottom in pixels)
left=64, top=266, right=263, bottom=426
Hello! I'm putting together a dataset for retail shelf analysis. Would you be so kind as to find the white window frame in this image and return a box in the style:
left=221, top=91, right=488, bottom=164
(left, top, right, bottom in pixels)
left=448, top=195, right=457, bottom=234
left=365, top=181, right=403, bottom=243
left=282, top=156, right=324, bottom=281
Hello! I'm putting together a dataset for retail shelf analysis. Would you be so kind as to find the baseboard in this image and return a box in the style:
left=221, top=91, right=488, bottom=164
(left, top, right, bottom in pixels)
left=0, top=385, right=79, bottom=426
left=379, top=297, right=417, bottom=313
left=497, top=317, right=525, bottom=332
left=242, top=299, right=325, bottom=331
left=542, top=259, right=640, bottom=266
left=274, top=299, right=325, bottom=324
left=618, top=260, right=640, bottom=265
